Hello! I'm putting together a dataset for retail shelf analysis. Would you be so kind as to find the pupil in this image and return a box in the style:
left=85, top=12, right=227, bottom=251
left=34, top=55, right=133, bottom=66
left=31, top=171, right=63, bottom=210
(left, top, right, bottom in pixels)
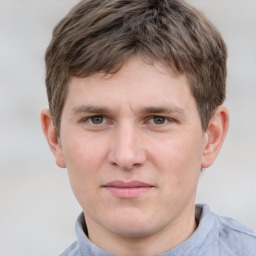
left=153, top=116, right=165, bottom=124
left=92, top=116, right=103, bottom=124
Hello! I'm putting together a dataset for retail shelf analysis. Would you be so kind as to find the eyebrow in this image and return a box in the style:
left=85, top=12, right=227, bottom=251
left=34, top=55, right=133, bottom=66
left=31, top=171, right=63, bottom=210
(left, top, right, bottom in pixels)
left=72, top=104, right=185, bottom=117
left=138, top=106, right=185, bottom=116
left=72, top=105, right=115, bottom=115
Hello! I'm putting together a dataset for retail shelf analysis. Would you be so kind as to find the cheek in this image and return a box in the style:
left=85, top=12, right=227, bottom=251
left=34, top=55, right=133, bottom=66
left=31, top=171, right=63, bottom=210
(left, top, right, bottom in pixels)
left=157, top=142, right=202, bottom=210
left=150, top=134, right=203, bottom=185
left=61, top=136, right=108, bottom=199
left=63, top=133, right=107, bottom=170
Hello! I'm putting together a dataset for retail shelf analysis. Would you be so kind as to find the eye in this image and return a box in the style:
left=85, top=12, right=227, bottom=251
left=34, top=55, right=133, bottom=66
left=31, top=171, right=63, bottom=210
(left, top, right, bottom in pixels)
left=80, top=115, right=112, bottom=130
left=89, top=115, right=105, bottom=124
left=151, top=116, right=167, bottom=125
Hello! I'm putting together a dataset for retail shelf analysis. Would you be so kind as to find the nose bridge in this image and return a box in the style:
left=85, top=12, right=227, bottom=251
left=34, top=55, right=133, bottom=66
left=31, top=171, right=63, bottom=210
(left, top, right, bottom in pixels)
left=108, top=121, right=146, bottom=169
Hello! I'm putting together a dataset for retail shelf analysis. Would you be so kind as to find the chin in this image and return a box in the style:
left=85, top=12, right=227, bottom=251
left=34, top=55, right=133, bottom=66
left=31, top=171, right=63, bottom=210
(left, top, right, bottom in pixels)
left=104, top=211, right=161, bottom=238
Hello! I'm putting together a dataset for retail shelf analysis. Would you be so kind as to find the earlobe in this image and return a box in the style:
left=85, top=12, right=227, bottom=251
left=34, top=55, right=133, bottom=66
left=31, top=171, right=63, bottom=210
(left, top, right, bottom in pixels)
left=40, top=108, right=66, bottom=168
left=201, top=105, right=229, bottom=168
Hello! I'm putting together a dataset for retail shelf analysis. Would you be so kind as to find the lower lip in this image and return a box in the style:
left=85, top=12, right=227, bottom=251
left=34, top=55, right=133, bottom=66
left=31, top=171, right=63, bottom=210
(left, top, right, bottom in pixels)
left=104, top=187, right=153, bottom=198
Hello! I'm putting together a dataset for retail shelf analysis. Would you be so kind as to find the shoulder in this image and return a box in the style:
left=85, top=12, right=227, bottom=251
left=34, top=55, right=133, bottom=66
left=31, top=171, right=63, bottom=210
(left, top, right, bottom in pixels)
left=195, top=204, right=256, bottom=255
left=59, top=241, right=80, bottom=256
left=216, top=212, right=256, bottom=255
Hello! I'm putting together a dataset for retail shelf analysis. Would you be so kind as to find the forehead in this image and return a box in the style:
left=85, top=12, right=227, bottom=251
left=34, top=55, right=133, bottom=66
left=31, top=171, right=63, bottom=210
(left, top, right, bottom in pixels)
left=64, top=57, right=195, bottom=113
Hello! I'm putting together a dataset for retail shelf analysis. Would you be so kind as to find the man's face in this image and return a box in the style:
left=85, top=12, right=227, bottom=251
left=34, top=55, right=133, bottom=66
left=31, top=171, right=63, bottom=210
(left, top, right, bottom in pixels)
left=58, top=57, right=208, bottom=240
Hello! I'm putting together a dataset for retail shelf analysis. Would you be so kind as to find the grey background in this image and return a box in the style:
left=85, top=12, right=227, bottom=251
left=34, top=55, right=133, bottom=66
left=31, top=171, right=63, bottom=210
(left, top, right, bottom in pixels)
left=0, top=0, right=255, bottom=255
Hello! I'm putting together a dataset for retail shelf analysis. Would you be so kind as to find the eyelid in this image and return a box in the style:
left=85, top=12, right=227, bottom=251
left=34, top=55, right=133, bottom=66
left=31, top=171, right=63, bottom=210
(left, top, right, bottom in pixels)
left=81, top=115, right=108, bottom=124
left=147, top=115, right=173, bottom=124
left=80, top=114, right=175, bottom=127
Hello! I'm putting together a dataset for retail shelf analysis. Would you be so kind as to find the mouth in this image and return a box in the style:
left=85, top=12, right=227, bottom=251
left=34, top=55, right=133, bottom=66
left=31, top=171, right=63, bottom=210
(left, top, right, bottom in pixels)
left=102, top=180, right=154, bottom=198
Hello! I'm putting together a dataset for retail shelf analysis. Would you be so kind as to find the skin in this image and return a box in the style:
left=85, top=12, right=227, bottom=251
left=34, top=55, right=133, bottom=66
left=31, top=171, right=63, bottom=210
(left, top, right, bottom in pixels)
left=41, top=56, right=229, bottom=256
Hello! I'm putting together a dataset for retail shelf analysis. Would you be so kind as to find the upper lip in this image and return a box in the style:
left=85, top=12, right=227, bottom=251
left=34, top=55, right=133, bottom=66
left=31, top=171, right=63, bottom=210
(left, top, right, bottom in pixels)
left=103, top=180, right=153, bottom=188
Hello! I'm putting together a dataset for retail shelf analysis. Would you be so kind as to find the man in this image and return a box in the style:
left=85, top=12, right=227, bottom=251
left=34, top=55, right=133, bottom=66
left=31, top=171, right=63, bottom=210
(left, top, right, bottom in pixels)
left=41, top=0, right=256, bottom=255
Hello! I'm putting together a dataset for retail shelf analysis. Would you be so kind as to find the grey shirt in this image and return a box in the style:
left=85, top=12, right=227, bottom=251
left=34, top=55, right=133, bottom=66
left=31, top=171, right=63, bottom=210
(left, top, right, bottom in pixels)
left=59, top=204, right=256, bottom=255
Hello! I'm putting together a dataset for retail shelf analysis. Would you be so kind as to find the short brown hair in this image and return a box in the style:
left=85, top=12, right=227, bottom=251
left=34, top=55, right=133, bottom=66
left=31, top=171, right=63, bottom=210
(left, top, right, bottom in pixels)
left=45, top=0, right=227, bottom=135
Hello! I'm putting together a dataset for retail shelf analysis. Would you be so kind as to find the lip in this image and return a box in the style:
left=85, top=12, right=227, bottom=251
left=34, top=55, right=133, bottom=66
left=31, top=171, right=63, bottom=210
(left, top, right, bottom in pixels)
left=102, top=180, right=154, bottom=198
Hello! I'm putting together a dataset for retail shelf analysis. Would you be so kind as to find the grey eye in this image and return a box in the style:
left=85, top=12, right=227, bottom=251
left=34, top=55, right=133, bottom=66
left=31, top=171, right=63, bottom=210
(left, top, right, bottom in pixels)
left=91, top=116, right=104, bottom=124
left=152, top=116, right=166, bottom=124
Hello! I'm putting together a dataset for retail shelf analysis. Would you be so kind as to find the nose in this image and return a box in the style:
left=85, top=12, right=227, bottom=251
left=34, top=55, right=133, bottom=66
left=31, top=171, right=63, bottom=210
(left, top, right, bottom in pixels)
left=108, top=123, right=146, bottom=170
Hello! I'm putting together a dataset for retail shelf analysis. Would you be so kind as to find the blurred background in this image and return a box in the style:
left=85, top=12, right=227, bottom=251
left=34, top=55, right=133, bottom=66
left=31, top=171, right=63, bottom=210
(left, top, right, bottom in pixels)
left=0, top=0, right=255, bottom=255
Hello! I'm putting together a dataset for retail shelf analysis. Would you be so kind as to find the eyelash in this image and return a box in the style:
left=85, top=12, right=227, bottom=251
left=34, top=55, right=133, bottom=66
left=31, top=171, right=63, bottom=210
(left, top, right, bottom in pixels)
left=82, top=115, right=107, bottom=125
left=148, top=116, right=169, bottom=125
left=81, top=115, right=173, bottom=126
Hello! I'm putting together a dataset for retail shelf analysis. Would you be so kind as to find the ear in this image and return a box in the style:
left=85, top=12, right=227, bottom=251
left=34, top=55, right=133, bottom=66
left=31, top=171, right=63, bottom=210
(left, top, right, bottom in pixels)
left=40, top=108, right=66, bottom=168
left=201, top=105, right=229, bottom=168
